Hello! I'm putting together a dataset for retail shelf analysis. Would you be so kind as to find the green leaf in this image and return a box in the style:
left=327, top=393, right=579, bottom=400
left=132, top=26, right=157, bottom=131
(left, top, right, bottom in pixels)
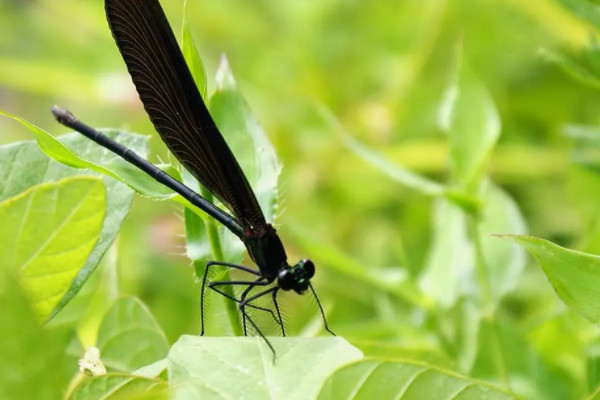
left=439, top=55, right=500, bottom=187
left=0, top=135, right=140, bottom=319
left=184, top=206, right=212, bottom=267
left=419, top=197, right=469, bottom=307
left=500, top=235, right=600, bottom=324
left=420, top=184, right=526, bottom=307
left=471, top=314, right=577, bottom=400
left=590, top=385, right=600, bottom=400
left=0, top=176, right=105, bottom=321
left=133, top=359, right=168, bottom=379
left=479, top=185, right=527, bottom=299
left=0, top=109, right=173, bottom=200
left=317, top=104, right=444, bottom=196
left=540, top=42, right=600, bottom=90
left=182, top=0, right=207, bottom=99
left=563, top=124, right=600, bottom=174
left=97, top=297, right=170, bottom=372
left=210, top=56, right=281, bottom=223
left=0, top=273, right=66, bottom=400
left=168, top=335, right=363, bottom=399
left=67, top=374, right=168, bottom=400
left=317, top=360, right=519, bottom=400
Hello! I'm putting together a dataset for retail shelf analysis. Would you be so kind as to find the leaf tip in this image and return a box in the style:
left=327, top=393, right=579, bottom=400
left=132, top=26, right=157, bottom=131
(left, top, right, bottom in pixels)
left=216, top=54, right=236, bottom=91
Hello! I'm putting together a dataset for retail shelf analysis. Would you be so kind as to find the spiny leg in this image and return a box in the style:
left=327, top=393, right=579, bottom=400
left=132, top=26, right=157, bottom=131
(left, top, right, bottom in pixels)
left=209, top=278, right=275, bottom=334
left=271, top=288, right=285, bottom=336
left=239, top=280, right=262, bottom=335
left=200, top=260, right=260, bottom=336
left=236, top=280, right=284, bottom=335
left=208, top=280, right=276, bottom=320
left=238, top=286, right=280, bottom=360
left=309, top=283, right=335, bottom=336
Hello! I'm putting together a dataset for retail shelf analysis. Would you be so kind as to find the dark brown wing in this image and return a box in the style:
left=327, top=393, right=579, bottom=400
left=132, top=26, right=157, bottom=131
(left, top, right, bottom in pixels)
left=105, top=0, right=266, bottom=230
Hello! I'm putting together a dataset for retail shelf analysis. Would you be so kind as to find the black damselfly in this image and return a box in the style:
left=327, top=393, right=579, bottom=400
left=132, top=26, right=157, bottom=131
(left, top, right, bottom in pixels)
left=52, top=0, right=334, bottom=354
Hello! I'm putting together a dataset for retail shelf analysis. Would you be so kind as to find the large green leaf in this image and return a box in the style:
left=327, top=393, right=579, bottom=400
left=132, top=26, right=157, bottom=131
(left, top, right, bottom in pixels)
left=0, top=134, right=141, bottom=319
left=0, top=176, right=105, bottom=320
left=501, top=235, right=600, bottom=324
left=96, top=297, right=170, bottom=372
left=168, top=336, right=363, bottom=399
left=439, top=55, right=500, bottom=187
left=318, top=360, right=519, bottom=400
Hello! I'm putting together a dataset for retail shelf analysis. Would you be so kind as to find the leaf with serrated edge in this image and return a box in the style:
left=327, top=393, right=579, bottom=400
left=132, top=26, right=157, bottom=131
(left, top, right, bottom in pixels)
left=501, top=235, right=600, bottom=324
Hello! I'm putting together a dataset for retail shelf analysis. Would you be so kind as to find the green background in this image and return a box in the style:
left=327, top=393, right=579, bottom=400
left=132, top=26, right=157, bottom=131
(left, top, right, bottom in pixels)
left=2, top=0, right=600, bottom=398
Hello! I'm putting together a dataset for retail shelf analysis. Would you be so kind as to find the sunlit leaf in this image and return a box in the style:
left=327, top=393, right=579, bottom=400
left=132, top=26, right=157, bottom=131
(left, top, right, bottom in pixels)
left=0, top=176, right=105, bottom=320
left=168, top=336, right=363, bottom=399
left=0, top=135, right=139, bottom=319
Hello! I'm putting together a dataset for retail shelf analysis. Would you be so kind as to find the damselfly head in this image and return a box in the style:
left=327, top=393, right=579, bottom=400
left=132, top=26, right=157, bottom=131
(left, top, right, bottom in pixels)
left=278, top=259, right=315, bottom=294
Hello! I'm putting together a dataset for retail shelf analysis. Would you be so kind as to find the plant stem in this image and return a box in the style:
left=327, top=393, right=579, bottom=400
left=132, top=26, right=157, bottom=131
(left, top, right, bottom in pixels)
left=468, top=218, right=509, bottom=385
left=105, top=240, right=119, bottom=302
left=200, top=186, right=242, bottom=336
left=469, top=220, right=493, bottom=307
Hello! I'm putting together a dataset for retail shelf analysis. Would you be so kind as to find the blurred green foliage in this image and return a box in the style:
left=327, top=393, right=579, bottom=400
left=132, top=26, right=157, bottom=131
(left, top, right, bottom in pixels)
left=3, top=0, right=600, bottom=398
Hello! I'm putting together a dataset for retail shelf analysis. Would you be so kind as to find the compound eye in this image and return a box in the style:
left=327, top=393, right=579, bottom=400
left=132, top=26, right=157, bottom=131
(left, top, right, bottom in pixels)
left=301, top=259, right=315, bottom=278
